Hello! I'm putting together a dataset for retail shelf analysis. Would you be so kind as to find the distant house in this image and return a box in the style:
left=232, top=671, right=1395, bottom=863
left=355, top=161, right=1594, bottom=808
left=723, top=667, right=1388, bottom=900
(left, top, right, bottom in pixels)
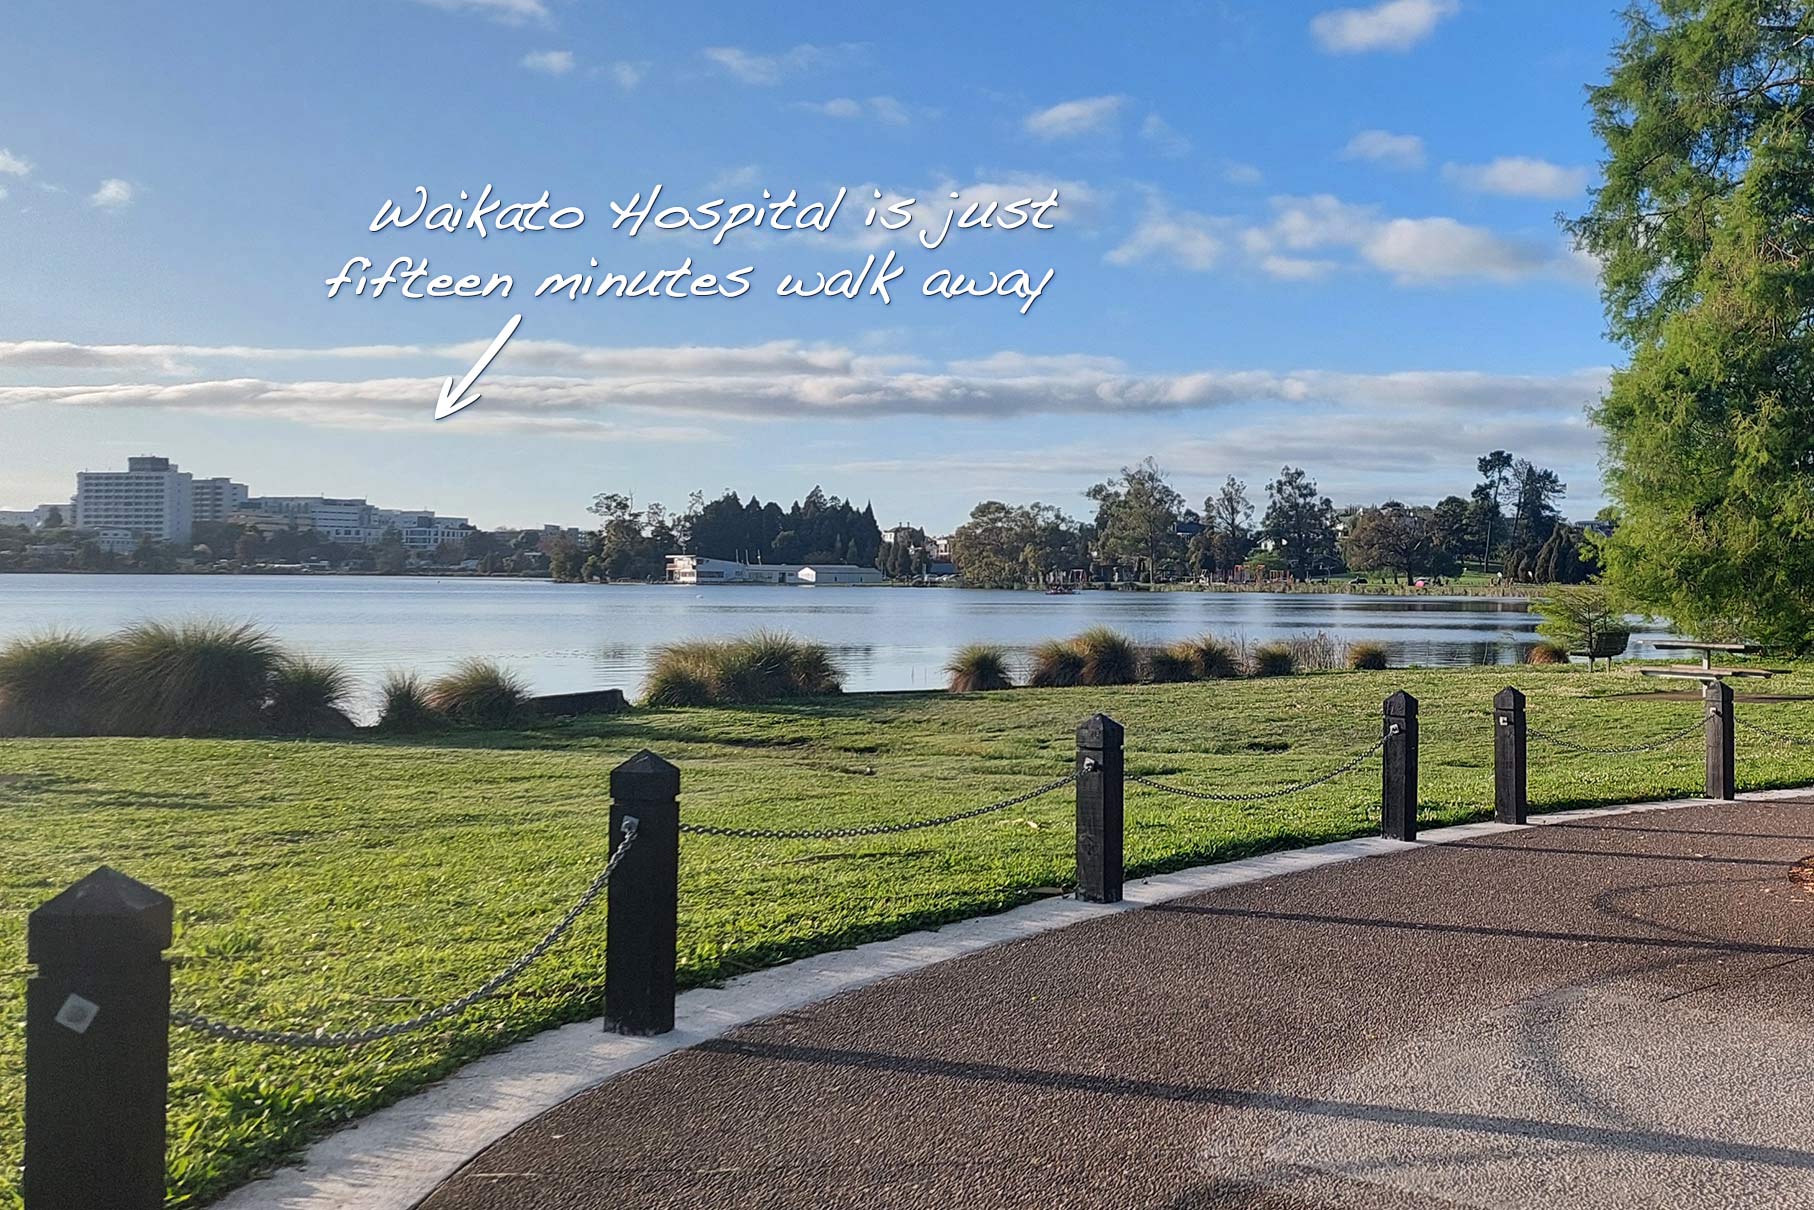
left=666, top=554, right=884, bottom=586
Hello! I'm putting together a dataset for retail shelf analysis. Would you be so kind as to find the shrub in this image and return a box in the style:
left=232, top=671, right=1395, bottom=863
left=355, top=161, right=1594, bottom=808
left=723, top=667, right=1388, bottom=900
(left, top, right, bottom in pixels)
left=1178, top=635, right=1240, bottom=679
left=0, top=631, right=108, bottom=736
left=376, top=670, right=445, bottom=732
left=426, top=659, right=531, bottom=728
left=1249, top=642, right=1297, bottom=677
left=1074, top=627, right=1140, bottom=686
left=946, top=644, right=1014, bottom=692
left=1526, top=641, right=1571, bottom=665
left=642, top=633, right=844, bottom=706
left=1027, top=638, right=1086, bottom=687
left=1142, top=644, right=1197, bottom=684
left=264, top=656, right=355, bottom=736
left=100, top=620, right=279, bottom=736
left=1348, top=641, right=1390, bottom=671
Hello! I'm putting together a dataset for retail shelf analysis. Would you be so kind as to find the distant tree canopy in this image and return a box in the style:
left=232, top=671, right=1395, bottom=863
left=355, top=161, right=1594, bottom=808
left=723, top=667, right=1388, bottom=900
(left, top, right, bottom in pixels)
left=949, top=501, right=1088, bottom=589
left=1260, top=467, right=1340, bottom=580
left=1569, top=2, right=1814, bottom=648
left=682, top=488, right=882, bottom=568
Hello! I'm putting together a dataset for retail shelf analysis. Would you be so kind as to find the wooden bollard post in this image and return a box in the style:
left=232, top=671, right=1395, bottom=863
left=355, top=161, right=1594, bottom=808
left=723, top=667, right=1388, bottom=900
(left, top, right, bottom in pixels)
left=1704, top=679, right=1736, bottom=801
left=25, top=867, right=173, bottom=1210
left=1382, top=690, right=1418, bottom=841
left=1075, top=714, right=1124, bottom=903
left=1494, top=686, right=1527, bottom=824
left=606, top=750, right=680, bottom=1035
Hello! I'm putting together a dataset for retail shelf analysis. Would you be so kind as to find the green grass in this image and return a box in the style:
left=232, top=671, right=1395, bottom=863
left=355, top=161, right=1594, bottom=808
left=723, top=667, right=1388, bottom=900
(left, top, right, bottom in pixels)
left=4, top=663, right=1814, bottom=1205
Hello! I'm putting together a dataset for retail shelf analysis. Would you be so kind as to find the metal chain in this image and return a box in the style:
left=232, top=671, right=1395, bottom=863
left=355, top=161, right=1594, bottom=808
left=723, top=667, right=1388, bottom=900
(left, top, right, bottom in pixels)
left=1736, top=715, right=1814, bottom=748
left=172, top=821, right=639, bottom=1048
left=677, top=772, right=1078, bottom=841
left=1128, top=735, right=1387, bottom=804
left=1527, top=717, right=1704, bottom=756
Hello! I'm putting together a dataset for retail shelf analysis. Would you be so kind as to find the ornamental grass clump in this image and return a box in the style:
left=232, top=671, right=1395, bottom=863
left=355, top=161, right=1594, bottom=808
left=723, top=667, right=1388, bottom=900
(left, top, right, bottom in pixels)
left=1249, top=642, right=1297, bottom=678
left=946, top=644, right=1014, bottom=692
left=264, top=656, right=356, bottom=736
left=1142, top=644, right=1197, bottom=684
left=1526, top=641, right=1571, bottom=665
left=642, top=632, right=844, bottom=706
left=1177, top=634, right=1240, bottom=679
left=0, top=631, right=109, bottom=736
left=426, top=659, right=531, bottom=728
left=1074, top=627, right=1140, bottom=686
left=1347, top=641, right=1390, bottom=671
left=375, top=670, right=446, bottom=732
left=99, top=620, right=280, bottom=736
left=1027, top=638, right=1085, bottom=687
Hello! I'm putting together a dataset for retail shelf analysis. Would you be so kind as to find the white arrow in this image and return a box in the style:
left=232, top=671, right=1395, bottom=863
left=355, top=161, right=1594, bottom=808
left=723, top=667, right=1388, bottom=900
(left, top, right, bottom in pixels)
left=435, top=313, right=523, bottom=420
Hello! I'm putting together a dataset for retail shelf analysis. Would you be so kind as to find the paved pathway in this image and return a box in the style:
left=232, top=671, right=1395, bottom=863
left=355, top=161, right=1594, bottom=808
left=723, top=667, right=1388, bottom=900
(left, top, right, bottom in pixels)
left=422, top=796, right=1814, bottom=1209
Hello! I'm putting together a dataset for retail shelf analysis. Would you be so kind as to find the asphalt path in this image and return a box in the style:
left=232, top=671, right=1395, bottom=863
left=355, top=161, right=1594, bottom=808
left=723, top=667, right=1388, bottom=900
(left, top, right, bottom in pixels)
left=423, top=798, right=1814, bottom=1209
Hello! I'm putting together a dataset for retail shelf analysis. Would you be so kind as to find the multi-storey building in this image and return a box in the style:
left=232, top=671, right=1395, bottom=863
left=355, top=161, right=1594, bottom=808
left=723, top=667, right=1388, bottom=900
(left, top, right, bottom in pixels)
left=189, top=477, right=250, bottom=523
left=73, top=456, right=195, bottom=543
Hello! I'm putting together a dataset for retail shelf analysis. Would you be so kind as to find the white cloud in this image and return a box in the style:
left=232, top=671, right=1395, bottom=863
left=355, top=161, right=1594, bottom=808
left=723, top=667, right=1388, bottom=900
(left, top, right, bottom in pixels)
left=607, top=61, right=649, bottom=90
left=1311, top=0, right=1458, bottom=53
left=1140, top=114, right=1191, bottom=158
left=88, top=179, right=134, bottom=209
left=1105, top=198, right=1225, bottom=271
left=0, top=149, right=31, bottom=177
left=1024, top=95, right=1125, bottom=140
left=409, top=0, right=548, bottom=24
left=1341, top=129, right=1426, bottom=169
left=519, top=49, right=574, bottom=75
left=0, top=338, right=1611, bottom=444
left=1223, top=161, right=1264, bottom=186
left=797, top=96, right=914, bottom=126
left=1444, top=156, right=1592, bottom=199
left=702, top=43, right=858, bottom=85
left=709, top=164, right=763, bottom=192
left=1241, top=194, right=1580, bottom=285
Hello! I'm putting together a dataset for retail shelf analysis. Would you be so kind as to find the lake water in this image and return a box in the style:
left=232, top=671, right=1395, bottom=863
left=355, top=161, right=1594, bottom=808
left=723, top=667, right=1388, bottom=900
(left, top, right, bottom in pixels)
left=0, top=575, right=1674, bottom=718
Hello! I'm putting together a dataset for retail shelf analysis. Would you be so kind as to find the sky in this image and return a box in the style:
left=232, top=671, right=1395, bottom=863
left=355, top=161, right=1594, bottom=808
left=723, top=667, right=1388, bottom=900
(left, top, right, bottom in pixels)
left=0, top=0, right=1629, bottom=533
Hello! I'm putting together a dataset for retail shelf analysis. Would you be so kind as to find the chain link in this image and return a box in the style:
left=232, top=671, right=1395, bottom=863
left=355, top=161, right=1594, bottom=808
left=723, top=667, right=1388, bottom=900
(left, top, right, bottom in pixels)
left=1527, top=717, right=1704, bottom=756
left=172, top=821, right=639, bottom=1048
left=677, top=772, right=1078, bottom=840
left=1128, top=736, right=1387, bottom=804
left=1736, top=715, right=1814, bottom=748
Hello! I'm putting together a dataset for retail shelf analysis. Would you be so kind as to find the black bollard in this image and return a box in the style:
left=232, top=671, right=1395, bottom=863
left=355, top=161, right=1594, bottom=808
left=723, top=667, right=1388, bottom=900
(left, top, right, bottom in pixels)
left=1494, top=686, right=1528, bottom=824
left=1382, top=690, right=1419, bottom=841
left=1704, top=679, right=1736, bottom=801
left=605, top=750, right=680, bottom=1035
left=1075, top=714, right=1125, bottom=903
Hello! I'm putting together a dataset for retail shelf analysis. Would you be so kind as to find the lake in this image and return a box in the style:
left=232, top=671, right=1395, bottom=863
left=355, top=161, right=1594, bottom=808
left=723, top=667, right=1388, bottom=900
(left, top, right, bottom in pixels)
left=0, top=575, right=1673, bottom=719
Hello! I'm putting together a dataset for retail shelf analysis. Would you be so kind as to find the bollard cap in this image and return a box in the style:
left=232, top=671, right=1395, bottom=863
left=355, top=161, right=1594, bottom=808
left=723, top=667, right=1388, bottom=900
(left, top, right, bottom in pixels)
left=1384, top=689, right=1418, bottom=717
left=28, top=866, right=173, bottom=964
left=1494, top=685, right=1525, bottom=709
left=610, top=749, right=680, bottom=800
left=1076, top=713, right=1124, bottom=747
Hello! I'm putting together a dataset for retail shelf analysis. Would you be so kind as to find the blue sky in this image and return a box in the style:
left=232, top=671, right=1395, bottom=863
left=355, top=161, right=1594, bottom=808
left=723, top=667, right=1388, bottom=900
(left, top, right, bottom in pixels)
left=0, top=0, right=1625, bottom=531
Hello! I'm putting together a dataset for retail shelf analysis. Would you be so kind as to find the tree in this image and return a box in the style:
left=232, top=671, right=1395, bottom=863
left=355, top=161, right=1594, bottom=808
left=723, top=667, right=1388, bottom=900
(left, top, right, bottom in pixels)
left=1342, top=502, right=1437, bottom=582
left=949, top=501, right=1085, bottom=589
left=1205, top=477, right=1254, bottom=573
left=1086, top=458, right=1184, bottom=581
left=41, top=506, right=63, bottom=529
left=1474, top=451, right=1513, bottom=570
left=1259, top=466, right=1339, bottom=580
left=1534, top=585, right=1631, bottom=670
left=1568, top=3, right=1814, bottom=648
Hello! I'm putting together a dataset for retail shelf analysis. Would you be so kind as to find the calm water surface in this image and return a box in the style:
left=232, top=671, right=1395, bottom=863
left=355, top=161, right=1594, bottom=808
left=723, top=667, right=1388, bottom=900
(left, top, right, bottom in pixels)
left=0, top=575, right=1674, bottom=718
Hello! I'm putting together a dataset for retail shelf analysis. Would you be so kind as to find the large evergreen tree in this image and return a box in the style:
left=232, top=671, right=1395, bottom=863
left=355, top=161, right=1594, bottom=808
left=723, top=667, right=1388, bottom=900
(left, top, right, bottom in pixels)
left=1570, top=1, right=1814, bottom=647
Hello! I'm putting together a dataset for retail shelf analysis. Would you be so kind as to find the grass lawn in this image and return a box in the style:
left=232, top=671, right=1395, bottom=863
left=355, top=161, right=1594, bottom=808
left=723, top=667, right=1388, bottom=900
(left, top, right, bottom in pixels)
left=5, top=662, right=1814, bottom=1205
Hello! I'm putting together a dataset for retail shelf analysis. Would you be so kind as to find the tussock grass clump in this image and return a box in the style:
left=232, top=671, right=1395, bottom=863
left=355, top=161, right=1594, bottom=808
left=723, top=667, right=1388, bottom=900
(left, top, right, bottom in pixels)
left=0, top=631, right=109, bottom=736
left=1286, top=631, right=1346, bottom=672
left=1142, top=644, right=1198, bottom=684
left=1249, top=642, right=1298, bottom=677
left=1027, top=638, right=1085, bottom=688
left=643, top=632, right=844, bottom=706
left=946, top=644, right=1014, bottom=693
left=1178, top=635, right=1240, bottom=679
left=264, top=656, right=355, bottom=736
left=1074, top=627, right=1140, bottom=686
left=376, top=671, right=445, bottom=733
left=100, top=620, right=279, bottom=736
left=1348, top=641, right=1390, bottom=671
left=1526, top=641, right=1571, bottom=665
left=427, top=660, right=531, bottom=728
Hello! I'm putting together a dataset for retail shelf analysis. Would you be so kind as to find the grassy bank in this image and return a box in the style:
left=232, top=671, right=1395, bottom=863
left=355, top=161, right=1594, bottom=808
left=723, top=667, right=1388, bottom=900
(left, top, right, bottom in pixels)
left=4, top=664, right=1814, bottom=1205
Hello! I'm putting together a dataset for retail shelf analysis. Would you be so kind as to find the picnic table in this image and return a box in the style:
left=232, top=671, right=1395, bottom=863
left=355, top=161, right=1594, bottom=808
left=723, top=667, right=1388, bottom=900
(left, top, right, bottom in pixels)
left=1638, top=638, right=1783, bottom=682
left=1649, top=638, right=1756, bottom=669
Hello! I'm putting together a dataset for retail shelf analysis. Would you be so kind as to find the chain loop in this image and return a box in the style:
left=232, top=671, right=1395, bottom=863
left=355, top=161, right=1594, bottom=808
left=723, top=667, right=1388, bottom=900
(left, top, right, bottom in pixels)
left=172, top=821, right=639, bottom=1048
left=677, top=773, right=1078, bottom=840
left=1128, top=736, right=1386, bottom=804
left=1527, top=717, right=1703, bottom=756
left=1736, top=715, right=1814, bottom=748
